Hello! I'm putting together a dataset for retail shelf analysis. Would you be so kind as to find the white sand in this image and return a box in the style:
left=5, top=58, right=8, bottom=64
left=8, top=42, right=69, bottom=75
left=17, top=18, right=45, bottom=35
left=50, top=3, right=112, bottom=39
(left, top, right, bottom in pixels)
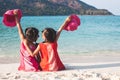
left=0, top=54, right=120, bottom=80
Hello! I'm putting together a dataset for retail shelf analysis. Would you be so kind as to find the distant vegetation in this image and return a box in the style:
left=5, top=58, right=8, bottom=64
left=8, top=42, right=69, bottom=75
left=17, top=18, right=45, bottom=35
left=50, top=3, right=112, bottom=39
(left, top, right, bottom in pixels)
left=0, top=0, right=112, bottom=16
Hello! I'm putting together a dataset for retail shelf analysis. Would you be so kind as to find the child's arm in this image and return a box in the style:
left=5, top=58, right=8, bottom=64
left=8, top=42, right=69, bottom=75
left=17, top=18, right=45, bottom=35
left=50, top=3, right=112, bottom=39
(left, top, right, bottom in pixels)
left=14, top=10, right=25, bottom=41
left=33, top=45, right=40, bottom=56
left=55, top=16, right=71, bottom=42
left=24, top=42, right=40, bottom=57
left=14, top=10, right=39, bottom=57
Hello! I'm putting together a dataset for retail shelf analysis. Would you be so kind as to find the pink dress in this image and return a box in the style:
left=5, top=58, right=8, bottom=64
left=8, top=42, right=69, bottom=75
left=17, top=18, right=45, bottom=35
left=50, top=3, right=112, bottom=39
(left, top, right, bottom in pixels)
left=18, top=42, right=39, bottom=72
left=39, top=42, right=65, bottom=71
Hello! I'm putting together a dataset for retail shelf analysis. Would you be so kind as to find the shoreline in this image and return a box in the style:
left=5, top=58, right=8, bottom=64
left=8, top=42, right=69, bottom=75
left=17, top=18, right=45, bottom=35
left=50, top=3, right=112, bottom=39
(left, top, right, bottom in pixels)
left=1, top=53, right=120, bottom=64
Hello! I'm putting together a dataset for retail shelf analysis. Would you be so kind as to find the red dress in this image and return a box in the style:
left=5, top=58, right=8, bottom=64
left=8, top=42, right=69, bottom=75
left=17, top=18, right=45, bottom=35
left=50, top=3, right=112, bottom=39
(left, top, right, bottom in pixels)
left=39, top=42, right=65, bottom=71
left=18, top=42, right=39, bottom=72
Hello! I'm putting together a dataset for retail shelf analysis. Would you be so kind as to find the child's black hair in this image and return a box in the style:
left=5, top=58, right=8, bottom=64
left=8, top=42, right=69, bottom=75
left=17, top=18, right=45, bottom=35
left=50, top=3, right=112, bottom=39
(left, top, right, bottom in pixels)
left=25, top=27, right=39, bottom=42
left=42, top=27, right=56, bottom=43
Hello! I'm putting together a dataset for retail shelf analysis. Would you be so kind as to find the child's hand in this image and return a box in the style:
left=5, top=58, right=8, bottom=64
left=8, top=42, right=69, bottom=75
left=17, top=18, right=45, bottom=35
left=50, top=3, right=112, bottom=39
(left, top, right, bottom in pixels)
left=13, top=9, right=20, bottom=23
left=13, top=9, right=19, bottom=16
left=66, top=16, right=71, bottom=23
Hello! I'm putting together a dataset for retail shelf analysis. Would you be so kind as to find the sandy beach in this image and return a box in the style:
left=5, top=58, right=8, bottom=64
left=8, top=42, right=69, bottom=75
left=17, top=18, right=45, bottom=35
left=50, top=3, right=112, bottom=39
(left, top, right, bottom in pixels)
left=0, top=54, right=120, bottom=80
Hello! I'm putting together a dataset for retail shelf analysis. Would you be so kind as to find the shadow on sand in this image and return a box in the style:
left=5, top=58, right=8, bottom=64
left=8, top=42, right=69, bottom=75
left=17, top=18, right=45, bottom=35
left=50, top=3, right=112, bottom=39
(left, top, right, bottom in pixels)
left=65, top=62, right=120, bottom=70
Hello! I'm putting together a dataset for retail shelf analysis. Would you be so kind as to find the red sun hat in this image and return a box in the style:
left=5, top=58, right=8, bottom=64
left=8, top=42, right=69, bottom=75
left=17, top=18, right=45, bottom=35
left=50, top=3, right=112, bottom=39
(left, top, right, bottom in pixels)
left=64, top=14, right=81, bottom=31
left=2, top=9, right=22, bottom=27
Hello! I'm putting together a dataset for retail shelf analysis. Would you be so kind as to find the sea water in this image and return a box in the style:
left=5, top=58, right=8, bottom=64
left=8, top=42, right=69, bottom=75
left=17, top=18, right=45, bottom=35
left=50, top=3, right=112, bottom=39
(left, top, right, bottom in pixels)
left=0, top=15, right=120, bottom=57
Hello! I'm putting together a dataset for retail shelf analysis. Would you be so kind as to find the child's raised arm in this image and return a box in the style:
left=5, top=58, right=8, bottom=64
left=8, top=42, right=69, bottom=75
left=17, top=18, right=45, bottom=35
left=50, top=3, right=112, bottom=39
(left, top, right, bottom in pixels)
left=55, top=16, right=71, bottom=42
left=14, top=10, right=25, bottom=41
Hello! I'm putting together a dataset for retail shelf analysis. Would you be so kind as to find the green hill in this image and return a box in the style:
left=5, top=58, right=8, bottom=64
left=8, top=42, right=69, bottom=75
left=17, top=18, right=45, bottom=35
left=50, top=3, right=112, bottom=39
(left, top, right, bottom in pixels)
left=0, top=0, right=112, bottom=16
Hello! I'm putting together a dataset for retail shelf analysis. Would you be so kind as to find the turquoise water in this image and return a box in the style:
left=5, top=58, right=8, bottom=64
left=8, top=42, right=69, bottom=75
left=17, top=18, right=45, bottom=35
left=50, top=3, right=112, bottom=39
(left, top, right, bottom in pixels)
left=0, top=15, right=120, bottom=57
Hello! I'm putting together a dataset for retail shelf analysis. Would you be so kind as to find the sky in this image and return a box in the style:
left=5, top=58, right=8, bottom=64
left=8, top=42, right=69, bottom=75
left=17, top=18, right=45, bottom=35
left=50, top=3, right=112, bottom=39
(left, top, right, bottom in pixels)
left=80, top=0, right=120, bottom=15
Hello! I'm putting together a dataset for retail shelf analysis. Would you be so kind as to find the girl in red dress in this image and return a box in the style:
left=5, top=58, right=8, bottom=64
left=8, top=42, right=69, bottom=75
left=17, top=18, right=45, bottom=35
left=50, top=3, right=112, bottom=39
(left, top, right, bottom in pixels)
left=28, top=16, right=71, bottom=71
left=14, top=10, right=40, bottom=72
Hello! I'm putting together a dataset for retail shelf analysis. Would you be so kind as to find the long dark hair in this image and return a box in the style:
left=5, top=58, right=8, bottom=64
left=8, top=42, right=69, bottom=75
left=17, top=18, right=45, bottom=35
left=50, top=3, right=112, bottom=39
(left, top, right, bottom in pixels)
left=42, top=27, right=56, bottom=43
left=25, top=27, right=39, bottom=42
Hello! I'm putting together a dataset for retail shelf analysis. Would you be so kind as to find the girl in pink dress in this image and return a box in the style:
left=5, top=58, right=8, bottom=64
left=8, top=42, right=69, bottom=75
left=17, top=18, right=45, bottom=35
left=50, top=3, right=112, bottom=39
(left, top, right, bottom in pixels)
left=14, top=10, right=40, bottom=71
left=27, top=16, right=71, bottom=71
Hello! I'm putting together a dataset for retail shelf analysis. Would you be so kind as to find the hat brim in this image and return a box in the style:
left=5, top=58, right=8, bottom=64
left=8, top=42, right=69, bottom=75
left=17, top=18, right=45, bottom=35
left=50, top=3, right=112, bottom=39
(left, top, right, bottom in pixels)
left=64, top=14, right=80, bottom=31
left=2, top=9, right=22, bottom=27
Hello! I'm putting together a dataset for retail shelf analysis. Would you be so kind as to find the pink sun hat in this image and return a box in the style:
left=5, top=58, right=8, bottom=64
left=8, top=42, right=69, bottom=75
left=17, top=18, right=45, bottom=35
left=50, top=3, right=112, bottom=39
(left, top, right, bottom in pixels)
left=64, top=14, right=80, bottom=31
left=2, top=9, right=22, bottom=27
